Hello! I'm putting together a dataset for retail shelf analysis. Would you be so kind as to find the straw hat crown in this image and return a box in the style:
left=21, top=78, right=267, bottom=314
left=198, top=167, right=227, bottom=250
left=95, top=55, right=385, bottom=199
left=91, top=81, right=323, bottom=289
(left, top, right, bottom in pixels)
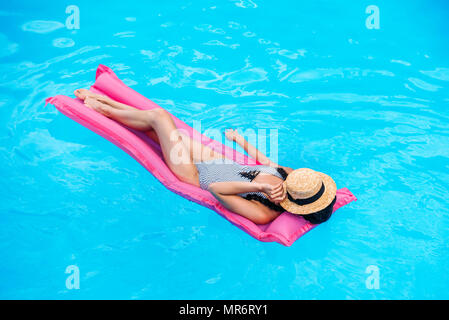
left=280, top=168, right=337, bottom=215
left=285, top=168, right=322, bottom=199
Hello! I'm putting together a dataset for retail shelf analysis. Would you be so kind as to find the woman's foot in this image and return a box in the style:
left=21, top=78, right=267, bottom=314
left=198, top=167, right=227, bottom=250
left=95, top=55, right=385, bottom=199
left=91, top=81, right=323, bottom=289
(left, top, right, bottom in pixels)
left=74, top=89, right=111, bottom=104
left=74, top=89, right=96, bottom=100
left=84, top=97, right=114, bottom=117
left=75, top=88, right=137, bottom=112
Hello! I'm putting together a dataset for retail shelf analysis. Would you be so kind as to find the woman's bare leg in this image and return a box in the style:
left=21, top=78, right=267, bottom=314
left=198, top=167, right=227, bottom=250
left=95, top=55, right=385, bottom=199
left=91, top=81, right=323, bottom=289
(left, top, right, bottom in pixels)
left=78, top=88, right=227, bottom=163
left=76, top=89, right=161, bottom=143
left=187, top=137, right=225, bottom=162
left=84, top=98, right=200, bottom=186
left=75, top=89, right=136, bottom=111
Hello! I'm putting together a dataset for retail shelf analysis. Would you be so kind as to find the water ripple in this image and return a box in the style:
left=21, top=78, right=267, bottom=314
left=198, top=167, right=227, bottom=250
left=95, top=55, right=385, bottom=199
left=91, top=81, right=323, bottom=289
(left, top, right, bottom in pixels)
left=22, top=20, right=64, bottom=34
left=52, top=37, right=75, bottom=48
left=2, top=0, right=449, bottom=300
left=408, top=77, right=441, bottom=92
left=0, top=33, right=18, bottom=58
left=420, top=68, right=449, bottom=81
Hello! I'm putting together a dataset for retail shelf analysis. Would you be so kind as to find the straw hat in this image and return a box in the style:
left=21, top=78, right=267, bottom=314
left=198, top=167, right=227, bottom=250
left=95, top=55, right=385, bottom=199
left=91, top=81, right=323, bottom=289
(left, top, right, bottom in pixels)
left=279, top=168, right=337, bottom=215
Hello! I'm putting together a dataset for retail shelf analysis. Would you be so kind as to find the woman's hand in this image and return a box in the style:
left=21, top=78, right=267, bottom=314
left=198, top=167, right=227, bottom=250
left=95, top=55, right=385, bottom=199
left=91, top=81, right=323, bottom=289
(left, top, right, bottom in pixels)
left=260, top=182, right=286, bottom=204
left=225, top=129, right=243, bottom=143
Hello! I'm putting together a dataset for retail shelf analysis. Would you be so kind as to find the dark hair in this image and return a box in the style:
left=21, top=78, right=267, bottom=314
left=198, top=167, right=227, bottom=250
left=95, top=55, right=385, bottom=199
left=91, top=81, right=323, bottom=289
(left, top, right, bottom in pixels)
left=302, top=197, right=336, bottom=224
left=243, top=194, right=285, bottom=212
left=276, top=167, right=289, bottom=179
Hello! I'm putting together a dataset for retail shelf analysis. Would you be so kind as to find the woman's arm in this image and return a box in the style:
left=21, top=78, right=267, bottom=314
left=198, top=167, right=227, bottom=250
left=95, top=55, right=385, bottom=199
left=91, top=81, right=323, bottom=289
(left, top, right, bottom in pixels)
left=225, top=129, right=294, bottom=175
left=209, top=181, right=285, bottom=203
left=210, top=193, right=279, bottom=224
left=208, top=181, right=285, bottom=202
left=209, top=181, right=263, bottom=195
left=208, top=181, right=284, bottom=224
left=225, top=129, right=276, bottom=166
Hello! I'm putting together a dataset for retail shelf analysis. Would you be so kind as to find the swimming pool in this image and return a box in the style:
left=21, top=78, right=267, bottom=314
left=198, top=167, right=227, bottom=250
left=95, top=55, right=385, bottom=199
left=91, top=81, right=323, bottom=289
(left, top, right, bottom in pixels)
left=1, top=0, right=448, bottom=299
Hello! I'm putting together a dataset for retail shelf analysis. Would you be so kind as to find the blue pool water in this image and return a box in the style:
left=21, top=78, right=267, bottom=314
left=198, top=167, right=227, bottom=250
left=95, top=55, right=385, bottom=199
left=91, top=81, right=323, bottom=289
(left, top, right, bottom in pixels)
left=1, top=0, right=449, bottom=299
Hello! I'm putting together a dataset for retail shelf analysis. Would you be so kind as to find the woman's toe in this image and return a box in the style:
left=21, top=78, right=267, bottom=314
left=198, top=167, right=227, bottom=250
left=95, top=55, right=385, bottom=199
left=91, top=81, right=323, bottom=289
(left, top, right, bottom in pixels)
left=74, top=89, right=83, bottom=99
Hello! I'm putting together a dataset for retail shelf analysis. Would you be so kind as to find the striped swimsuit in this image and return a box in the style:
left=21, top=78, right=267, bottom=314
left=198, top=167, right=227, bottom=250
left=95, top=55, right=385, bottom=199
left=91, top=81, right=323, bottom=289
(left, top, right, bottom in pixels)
left=195, top=159, right=287, bottom=212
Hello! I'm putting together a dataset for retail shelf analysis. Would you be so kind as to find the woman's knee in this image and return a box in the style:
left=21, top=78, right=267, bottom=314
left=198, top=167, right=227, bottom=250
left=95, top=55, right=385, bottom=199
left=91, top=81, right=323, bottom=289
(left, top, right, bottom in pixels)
left=152, top=108, right=171, bottom=120
left=145, top=108, right=171, bottom=127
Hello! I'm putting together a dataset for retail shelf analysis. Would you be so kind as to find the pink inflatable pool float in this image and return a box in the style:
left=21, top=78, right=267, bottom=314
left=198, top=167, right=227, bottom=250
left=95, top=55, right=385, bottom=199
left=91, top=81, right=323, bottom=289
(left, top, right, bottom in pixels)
left=46, top=64, right=356, bottom=246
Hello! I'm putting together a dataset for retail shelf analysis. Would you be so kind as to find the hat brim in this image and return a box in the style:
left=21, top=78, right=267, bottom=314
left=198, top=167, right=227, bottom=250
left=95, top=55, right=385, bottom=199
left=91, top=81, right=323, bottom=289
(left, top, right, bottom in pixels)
left=279, top=172, right=337, bottom=215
